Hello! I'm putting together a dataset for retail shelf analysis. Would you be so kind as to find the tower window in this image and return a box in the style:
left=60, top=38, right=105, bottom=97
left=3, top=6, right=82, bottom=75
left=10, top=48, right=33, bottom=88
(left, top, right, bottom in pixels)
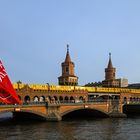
left=66, top=67, right=69, bottom=73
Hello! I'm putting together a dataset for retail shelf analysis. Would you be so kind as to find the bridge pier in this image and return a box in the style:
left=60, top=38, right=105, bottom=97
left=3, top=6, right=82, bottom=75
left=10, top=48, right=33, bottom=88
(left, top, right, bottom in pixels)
left=108, top=101, right=127, bottom=118
left=47, top=105, right=62, bottom=121
left=108, top=112, right=127, bottom=118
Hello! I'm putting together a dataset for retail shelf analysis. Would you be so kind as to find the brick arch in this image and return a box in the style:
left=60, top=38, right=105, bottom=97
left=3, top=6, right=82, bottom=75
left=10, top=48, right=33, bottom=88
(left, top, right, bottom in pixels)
left=24, top=95, right=31, bottom=102
left=53, top=96, right=58, bottom=101
left=0, top=109, right=48, bottom=120
left=59, top=96, right=63, bottom=102
left=39, top=96, right=45, bottom=102
left=14, top=109, right=48, bottom=120
left=61, top=107, right=109, bottom=117
left=33, top=96, right=39, bottom=102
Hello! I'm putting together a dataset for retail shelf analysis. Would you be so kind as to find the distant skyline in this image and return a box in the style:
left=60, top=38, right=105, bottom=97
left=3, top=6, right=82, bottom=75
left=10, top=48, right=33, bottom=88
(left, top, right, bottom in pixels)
left=0, top=0, right=140, bottom=85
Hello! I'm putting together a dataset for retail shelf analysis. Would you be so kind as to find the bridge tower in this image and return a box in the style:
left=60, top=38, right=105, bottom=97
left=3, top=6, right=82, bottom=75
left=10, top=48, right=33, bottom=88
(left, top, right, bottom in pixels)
left=105, top=53, right=116, bottom=80
left=58, top=45, right=78, bottom=85
left=102, top=53, right=119, bottom=87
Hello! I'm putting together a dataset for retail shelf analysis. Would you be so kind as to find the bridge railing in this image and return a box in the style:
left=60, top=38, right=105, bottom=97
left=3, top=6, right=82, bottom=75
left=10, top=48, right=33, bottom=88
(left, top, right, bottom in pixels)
left=0, top=99, right=121, bottom=107
left=123, top=100, right=140, bottom=105
left=0, top=101, right=47, bottom=107
left=24, top=99, right=114, bottom=105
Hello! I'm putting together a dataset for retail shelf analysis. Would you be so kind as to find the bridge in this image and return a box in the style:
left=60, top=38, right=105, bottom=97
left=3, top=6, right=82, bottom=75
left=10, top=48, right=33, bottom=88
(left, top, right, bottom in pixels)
left=0, top=83, right=140, bottom=121
left=13, top=83, right=140, bottom=106
left=0, top=100, right=127, bottom=121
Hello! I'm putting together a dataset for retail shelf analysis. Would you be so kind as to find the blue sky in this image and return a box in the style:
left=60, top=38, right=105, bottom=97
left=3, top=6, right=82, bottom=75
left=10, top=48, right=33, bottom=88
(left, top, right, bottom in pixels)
left=0, top=0, right=140, bottom=85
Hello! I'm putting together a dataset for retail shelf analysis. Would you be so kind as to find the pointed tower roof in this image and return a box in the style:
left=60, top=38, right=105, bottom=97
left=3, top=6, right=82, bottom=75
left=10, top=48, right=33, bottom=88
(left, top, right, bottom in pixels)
left=107, top=53, right=113, bottom=68
left=65, top=44, right=72, bottom=62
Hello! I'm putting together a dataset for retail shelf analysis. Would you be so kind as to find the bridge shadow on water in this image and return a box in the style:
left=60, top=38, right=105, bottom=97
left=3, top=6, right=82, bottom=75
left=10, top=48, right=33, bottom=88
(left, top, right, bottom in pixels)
left=123, top=104, right=140, bottom=118
left=62, top=109, right=108, bottom=121
left=0, top=112, right=46, bottom=125
left=12, top=112, right=47, bottom=121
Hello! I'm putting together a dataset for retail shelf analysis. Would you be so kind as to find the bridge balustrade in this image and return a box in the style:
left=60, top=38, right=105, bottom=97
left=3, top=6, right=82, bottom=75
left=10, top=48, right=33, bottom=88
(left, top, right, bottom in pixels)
left=123, top=100, right=140, bottom=105
left=0, top=99, right=119, bottom=107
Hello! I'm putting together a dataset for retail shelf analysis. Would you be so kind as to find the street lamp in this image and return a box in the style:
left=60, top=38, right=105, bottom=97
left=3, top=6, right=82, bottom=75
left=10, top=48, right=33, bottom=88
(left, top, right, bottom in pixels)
left=46, top=83, right=50, bottom=91
left=17, top=80, right=22, bottom=90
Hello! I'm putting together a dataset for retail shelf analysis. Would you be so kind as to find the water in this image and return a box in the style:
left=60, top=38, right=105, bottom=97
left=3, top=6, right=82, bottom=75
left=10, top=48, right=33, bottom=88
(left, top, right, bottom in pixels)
left=0, top=113, right=140, bottom=140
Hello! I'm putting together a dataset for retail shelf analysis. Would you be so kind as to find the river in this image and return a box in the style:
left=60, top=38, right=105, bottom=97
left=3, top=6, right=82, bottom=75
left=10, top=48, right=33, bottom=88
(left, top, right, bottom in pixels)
left=0, top=113, right=140, bottom=140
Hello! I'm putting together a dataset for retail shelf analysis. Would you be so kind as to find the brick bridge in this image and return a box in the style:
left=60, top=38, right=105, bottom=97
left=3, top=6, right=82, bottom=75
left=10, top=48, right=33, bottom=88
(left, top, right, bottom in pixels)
left=0, top=100, right=127, bottom=121
left=0, top=83, right=140, bottom=121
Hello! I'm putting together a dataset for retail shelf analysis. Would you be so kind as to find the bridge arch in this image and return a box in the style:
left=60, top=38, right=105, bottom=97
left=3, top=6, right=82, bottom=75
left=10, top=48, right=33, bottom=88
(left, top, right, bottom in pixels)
left=39, top=96, right=45, bottom=102
left=0, top=109, right=48, bottom=121
left=70, top=96, right=75, bottom=103
left=53, top=96, right=58, bottom=101
left=61, top=107, right=109, bottom=119
left=79, top=96, right=84, bottom=101
left=59, top=96, right=63, bottom=102
left=33, top=96, right=39, bottom=102
left=64, top=96, right=69, bottom=102
left=24, top=96, right=30, bottom=102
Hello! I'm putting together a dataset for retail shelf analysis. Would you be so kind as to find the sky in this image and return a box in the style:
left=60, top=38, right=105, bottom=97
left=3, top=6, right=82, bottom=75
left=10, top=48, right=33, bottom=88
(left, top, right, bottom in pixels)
left=0, top=0, right=140, bottom=85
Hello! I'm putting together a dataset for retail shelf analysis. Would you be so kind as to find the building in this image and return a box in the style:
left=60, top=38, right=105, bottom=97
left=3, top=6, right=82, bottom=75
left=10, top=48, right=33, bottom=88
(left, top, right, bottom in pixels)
left=58, top=45, right=78, bottom=86
left=102, top=53, right=120, bottom=87
left=117, top=78, right=128, bottom=87
left=102, top=53, right=128, bottom=87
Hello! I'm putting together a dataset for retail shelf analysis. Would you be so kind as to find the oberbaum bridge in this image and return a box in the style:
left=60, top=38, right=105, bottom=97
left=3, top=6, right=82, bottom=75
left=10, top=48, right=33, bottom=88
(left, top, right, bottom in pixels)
left=1, top=45, right=140, bottom=121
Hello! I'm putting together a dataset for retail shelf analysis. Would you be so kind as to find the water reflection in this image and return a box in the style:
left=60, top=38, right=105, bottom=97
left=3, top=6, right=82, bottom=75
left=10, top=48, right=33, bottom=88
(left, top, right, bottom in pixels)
left=0, top=114, right=140, bottom=140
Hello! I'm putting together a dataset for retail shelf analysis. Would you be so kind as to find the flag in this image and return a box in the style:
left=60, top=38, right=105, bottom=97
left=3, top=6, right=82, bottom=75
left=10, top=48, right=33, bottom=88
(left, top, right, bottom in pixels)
left=0, top=60, right=21, bottom=104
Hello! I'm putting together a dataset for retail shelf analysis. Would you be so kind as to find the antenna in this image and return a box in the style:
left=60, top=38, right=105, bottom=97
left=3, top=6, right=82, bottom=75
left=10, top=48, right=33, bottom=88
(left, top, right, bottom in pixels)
left=67, top=44, right=69, bottom=52
left=109, top=52, right=111, bottom=59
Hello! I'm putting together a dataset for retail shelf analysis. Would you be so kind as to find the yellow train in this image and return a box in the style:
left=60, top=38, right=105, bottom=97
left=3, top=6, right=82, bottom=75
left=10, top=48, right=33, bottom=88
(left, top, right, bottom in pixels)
left=13, top=83, right=140, bottom=94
